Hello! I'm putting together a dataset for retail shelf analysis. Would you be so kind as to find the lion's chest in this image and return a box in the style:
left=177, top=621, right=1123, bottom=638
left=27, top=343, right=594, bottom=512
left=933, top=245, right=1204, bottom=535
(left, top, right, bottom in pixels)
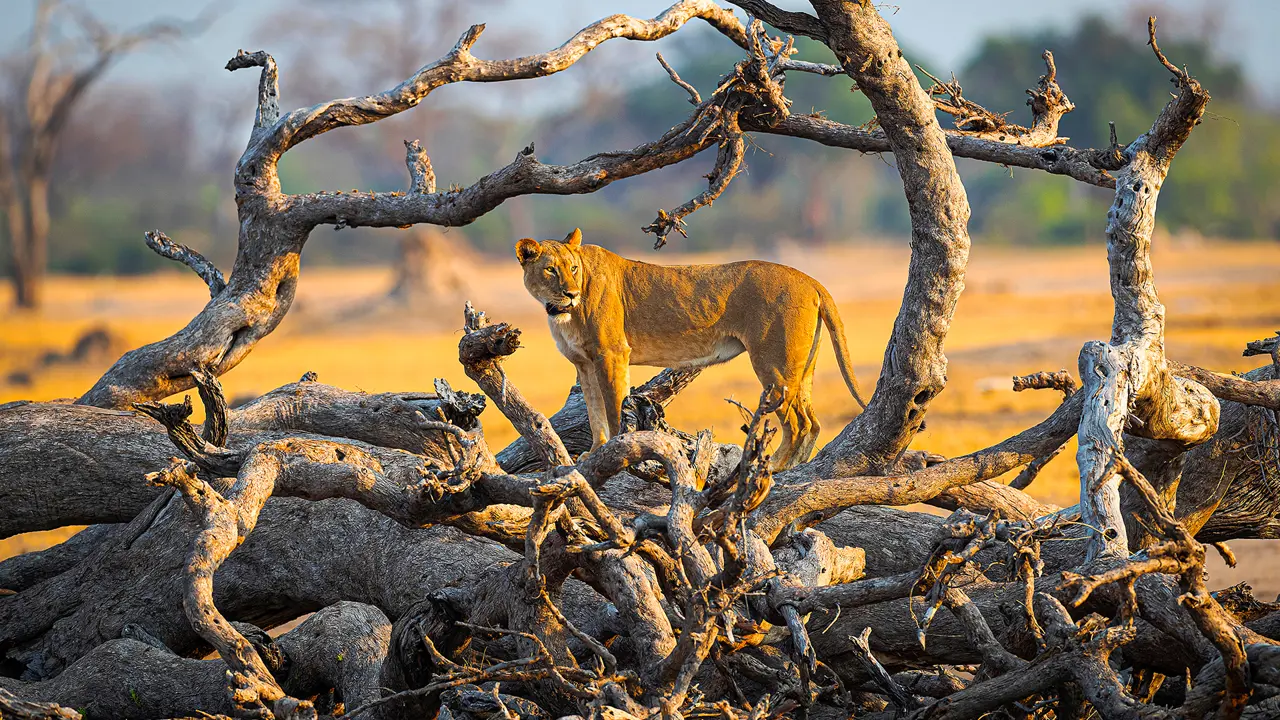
left=548, top=316, right=597, bottom=363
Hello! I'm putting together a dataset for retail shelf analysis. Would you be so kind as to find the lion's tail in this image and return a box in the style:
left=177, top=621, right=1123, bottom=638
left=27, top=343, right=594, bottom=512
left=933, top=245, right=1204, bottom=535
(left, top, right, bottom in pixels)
left=817, top=287, right=868, bottom=411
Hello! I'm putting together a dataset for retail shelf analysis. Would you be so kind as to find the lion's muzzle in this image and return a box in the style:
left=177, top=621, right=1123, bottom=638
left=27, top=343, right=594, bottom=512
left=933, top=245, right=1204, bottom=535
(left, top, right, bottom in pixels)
left=545, top=294, right=580, bottom=316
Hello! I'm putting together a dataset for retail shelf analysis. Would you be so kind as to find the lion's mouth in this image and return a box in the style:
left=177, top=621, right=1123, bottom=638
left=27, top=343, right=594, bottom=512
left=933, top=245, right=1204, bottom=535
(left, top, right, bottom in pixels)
left=545, top=301, right=574, bottom=315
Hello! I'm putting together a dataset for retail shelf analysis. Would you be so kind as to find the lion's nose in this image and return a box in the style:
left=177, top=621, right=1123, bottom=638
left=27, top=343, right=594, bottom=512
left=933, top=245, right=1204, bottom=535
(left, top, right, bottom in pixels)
left=564, top=291, right=580, bottom=300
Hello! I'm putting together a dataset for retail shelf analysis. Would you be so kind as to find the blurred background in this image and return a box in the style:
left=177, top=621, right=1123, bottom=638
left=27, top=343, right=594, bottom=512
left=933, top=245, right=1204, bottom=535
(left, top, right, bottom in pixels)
left=1, top=0, right=1277, bottom=276
left=2, top=1, right=1279, bottom=588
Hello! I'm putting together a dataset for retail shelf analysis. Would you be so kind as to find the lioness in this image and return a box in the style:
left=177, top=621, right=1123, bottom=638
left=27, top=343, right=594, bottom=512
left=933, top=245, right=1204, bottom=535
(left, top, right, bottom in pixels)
left=517, top=228, right=867, bottom=470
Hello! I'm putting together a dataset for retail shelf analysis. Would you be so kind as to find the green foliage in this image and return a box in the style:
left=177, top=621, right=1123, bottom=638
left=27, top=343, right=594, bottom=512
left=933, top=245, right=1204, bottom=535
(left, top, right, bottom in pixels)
left=960, top=16, right=1247, bottom=147
left=18, top=14, right=1277, bottom=276
left=958, top=15, right=1278, bottom=242
left=963, top=163, right=1108, bottom=245
left=50, top=198, right=168, bottom=275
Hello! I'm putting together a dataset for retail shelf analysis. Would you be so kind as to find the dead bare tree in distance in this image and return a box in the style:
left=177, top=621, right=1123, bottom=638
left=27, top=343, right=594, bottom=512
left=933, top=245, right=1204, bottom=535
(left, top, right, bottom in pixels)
left=4, top=1, right=1280, bottom=718
left=0, top=0, right=209, bottom=310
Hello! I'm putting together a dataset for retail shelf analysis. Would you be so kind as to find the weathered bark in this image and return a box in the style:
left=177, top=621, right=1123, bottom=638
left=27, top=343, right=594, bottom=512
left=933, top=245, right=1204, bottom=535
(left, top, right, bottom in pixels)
left=148, top=461, right=306, bottom=718
left=1074, top=20, right=1216, bottom=561
left=0, top=524, right=115, bottom=593
left=230, top=378, right=488, bottom=459
left=1169, top=360, right=1280, bottom=411
left=0, top=402, right=175, bottom=537
left=1, top=380, right=485, bottom=538
left=0, top=495, right=514, bottom=680
left=798, top=0, right=971, bottom=478
left=1171, top=363, right=1280, bottom=540
left=0, top=688, right=79, bottom=720
left=1, top=602, right=389, bottom=719
left=6, top=374, right=516, bottom=682
left=928, top=480, right=1060, bottom=520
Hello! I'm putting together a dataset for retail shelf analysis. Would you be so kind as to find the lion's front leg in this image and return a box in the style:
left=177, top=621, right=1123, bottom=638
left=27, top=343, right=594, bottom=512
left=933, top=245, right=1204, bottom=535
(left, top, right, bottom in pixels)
left=576, top=361, right=611, bottom=453
left=594, top=352, right=631, bottom=440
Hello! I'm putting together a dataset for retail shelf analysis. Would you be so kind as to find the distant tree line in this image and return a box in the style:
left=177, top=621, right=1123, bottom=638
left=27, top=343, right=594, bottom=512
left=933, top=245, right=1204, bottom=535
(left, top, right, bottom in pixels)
left=2, top=10, right=1276, bottom=281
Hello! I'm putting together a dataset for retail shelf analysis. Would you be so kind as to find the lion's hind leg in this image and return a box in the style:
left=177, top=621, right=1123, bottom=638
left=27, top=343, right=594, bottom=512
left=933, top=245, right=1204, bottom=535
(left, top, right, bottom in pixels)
left=771, top=391, right=822, bottom=470
left=747, top=303, right=823, bottom=470
left=748, top=359, right=802, bottom=470
left=753, top=340, right=825, bottom=470
left=792, top=393, right=822, bottom=465
left=769, top=399, right=805, bottom=471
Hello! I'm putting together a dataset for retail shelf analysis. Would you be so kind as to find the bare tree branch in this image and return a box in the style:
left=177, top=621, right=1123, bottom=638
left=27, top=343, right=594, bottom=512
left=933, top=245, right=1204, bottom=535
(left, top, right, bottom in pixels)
left=1169, top=359, right=1280, bottom=411
left=755, top=392, right=1082, bottom=543
left=752, top=106, right=1123, bottom=190
left=245, top=1, right=747, bottom=173
left=727, top=0, right=827, bottom=41
left=655, top=52, right=701, bottom=105
left=224, top=49, right=279, bottom=136
left=143, top=230, right=226, bottom=298
left=643, top=19, right=790, bottom=247
left=146, top=460, right=306, bottom=718
left=403, top=139, right=436, bottom=194
left=79, top=2, right=751, bottom=408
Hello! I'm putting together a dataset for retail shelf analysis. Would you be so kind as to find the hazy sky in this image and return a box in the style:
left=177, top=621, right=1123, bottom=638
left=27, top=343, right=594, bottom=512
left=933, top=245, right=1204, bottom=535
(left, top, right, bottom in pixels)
left=3, top=0, right=1277, bottom=106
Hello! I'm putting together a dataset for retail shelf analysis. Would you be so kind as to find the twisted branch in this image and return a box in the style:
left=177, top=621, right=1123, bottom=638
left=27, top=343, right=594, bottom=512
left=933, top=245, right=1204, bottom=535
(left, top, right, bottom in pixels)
left=143, top=230, right=226, bottom=298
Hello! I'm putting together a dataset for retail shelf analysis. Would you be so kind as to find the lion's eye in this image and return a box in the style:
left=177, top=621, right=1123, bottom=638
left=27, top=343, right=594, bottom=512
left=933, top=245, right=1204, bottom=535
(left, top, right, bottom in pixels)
left=545, top=268, right=556, bottom=277
left=570, top=265, right=578, bottom=274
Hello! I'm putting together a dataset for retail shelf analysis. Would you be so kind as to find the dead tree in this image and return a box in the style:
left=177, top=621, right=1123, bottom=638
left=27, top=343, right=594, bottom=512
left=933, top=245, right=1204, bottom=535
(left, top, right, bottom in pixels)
left=325, top=226, right=476, bottom=328
left=385, top=227, right=472, bottom=311
left=0, top=0, right=207, bottom=309
left=5, top=2, right=1280, bottom=719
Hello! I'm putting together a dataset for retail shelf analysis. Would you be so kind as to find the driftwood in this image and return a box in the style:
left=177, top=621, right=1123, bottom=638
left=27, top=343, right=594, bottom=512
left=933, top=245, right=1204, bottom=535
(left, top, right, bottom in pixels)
left=3, top=3, right=1280, bottom=719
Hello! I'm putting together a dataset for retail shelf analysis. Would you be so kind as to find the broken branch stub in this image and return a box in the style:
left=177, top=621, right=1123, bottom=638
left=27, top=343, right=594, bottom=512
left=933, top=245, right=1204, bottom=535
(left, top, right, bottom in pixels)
left=1075, top=17, right=1218, bottom=561
left=143, top=231, right=226, bottom=298
left=459, top=302, right=572, bottom=469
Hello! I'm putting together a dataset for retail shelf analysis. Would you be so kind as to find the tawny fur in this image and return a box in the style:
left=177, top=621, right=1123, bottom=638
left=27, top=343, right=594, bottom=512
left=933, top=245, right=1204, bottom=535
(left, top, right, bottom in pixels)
left=516, top=228, right=867, bottom=470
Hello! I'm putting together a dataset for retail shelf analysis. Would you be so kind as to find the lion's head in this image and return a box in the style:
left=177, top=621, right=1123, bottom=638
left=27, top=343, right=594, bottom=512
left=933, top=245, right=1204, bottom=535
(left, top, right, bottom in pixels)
left=516, top=228, right=585, bottom=322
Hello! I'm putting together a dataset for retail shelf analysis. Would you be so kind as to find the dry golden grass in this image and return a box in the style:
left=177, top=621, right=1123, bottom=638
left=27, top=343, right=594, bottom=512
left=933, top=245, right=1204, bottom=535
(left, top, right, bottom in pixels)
left=4, top=238, right=1279, bottom=595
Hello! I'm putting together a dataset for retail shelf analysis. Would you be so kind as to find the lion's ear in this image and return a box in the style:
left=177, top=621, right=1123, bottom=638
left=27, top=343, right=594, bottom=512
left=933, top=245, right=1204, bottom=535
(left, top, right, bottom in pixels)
left=515, top=238, right=542, bottom=265
left=564, top=228, right=583, bottom=247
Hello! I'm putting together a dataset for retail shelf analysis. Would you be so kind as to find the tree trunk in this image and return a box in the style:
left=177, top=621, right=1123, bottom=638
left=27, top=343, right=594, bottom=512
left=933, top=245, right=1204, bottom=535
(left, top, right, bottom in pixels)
left=364, top=226, right=474, bottom=324
left=17, top=175, right=48, bottom=310
left=6, top=183, right=38, bottom=310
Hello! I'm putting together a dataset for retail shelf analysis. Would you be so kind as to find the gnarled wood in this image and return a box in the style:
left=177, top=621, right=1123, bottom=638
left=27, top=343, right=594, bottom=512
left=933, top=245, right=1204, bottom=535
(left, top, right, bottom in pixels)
left=800, top=0, right=971, bottom=479
left=1074, top=19, right=1217, bottom=561
left=1, top=602, right=389, bottom=720
left=5, top=5, right=1277, bottom=719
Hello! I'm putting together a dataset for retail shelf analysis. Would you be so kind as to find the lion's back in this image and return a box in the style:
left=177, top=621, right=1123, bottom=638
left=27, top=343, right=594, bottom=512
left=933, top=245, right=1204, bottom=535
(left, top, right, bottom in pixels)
left=579, top=247, right=824, bottom=350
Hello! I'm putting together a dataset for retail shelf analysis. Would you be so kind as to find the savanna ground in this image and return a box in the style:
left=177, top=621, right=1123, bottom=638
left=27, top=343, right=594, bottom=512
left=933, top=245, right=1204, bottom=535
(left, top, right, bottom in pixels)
left=4, top=237, right=1278, bottom=596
